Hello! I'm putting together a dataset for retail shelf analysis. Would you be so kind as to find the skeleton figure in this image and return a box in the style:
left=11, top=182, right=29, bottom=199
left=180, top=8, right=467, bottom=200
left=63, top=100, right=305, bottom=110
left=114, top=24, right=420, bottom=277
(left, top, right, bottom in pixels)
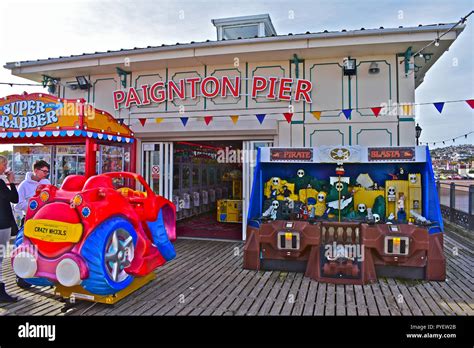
left=297, top=169, right=305, bottom=178
left=373, top=213, right=381, bottom=223
left=409, top=174, right=418, bottom=184
left=263, top=200, right=279, bottom=220
left=387, top=186, right=396, bottom=202
left=357, top=203, right=367, bottom=215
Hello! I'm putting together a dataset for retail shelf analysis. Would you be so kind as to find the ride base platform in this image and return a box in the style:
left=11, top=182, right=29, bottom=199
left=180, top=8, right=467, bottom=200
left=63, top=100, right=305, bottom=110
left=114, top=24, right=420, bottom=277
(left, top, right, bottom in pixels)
left=54, top=272, right=156, bottom=305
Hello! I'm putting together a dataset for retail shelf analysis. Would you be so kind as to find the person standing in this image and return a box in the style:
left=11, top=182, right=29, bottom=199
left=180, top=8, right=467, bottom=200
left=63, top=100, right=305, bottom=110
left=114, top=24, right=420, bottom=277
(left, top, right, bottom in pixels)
left=15, top=160, right=51, bottom=219
left=0, top=155, right=19, bottom=302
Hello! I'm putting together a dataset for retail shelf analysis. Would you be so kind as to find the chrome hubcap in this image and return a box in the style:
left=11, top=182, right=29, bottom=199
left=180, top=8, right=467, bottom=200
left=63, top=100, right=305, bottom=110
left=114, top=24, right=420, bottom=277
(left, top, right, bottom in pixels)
left=105, top=229, right=134, bottom=282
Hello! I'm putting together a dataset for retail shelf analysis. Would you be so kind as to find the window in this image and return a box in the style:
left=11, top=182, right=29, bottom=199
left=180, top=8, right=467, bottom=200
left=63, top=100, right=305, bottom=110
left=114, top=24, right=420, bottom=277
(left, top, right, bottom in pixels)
left=223, top=24, right=259, bottom=39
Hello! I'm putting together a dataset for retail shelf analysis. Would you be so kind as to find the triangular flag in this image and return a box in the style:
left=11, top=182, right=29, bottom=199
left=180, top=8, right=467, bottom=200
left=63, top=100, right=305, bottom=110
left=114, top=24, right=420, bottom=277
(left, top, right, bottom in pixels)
left=230, top=115, right=239, bottom=125
left=466, top=99, right=474, bottom=109
left=371, top=107, right=382, bottom=117
left=204, top=116, right=213, bottom=125
left=155, top=118, right=164, bottom=124
left=180, top=117, right=189, bottom=127
left=139, top=118, right=146, bottom=126
left=311, top=111, right=321, bottom=120
left=256, top=114, right=266, bottom=124
left=433, top=102, right=445, bottom=113
left=342, top=109, right=352, bottom=120
left=283, top=112, right=293, bottom=123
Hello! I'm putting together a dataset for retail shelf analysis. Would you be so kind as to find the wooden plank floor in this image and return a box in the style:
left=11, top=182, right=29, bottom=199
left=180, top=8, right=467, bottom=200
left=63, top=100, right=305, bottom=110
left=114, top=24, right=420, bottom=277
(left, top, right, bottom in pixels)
left=0, top=232, right=472, bottom=316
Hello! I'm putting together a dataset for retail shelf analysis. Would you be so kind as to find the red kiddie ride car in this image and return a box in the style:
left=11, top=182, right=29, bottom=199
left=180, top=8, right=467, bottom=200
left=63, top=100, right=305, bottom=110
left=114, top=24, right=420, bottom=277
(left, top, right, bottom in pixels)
left=12, top=172, right=176, bottom=295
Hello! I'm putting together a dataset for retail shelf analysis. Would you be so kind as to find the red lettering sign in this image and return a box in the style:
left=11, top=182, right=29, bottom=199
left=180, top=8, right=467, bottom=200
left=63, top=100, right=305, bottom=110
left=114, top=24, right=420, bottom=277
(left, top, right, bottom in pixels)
left=270, top=148, right=313, bottom=162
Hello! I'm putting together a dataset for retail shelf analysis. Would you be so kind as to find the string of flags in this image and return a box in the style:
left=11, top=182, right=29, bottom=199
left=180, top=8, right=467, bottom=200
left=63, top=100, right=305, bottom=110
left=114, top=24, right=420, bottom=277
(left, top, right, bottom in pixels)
left=131, top=98, right=473, bottom=126
left=420, top=131, right=473, bottom=147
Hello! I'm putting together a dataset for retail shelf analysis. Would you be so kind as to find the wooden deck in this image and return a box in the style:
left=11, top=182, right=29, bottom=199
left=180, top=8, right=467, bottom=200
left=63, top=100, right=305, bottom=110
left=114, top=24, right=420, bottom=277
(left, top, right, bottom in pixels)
left=0, top=232, right=472, bottom=316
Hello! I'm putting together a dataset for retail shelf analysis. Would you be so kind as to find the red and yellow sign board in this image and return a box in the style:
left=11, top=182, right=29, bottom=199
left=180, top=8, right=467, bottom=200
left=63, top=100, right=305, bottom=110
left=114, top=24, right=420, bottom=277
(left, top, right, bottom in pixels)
left=0, top=93, right=132, bottom=139
left=368, top=147, right=415, bottom=161
left=270, top=148, right=313, bottom=162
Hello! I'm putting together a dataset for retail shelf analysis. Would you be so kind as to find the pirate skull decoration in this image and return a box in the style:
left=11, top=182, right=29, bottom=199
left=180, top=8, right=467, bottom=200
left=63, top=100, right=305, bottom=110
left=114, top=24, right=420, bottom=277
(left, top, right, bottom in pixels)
left=272, top=200, right=280, bottom=209
left=387, top=186, right=396, bottom=200
left=335, top=182, right=344, bottom=192
left=357, top=203, right=367, bottom=214
left=272, top=177, right=280, bottom=186
left=297, top=169, right=305, bottom=178
left=317, top=192, right=326, bottom=202
left=373, top=213, right=381, bottom=223
left=409, top=174, right=418, bottom=184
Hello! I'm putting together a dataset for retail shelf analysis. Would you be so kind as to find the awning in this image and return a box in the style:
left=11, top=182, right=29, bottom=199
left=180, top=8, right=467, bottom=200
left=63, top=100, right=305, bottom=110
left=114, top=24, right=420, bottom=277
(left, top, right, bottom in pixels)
left=0, top=93, right=134, bottom=143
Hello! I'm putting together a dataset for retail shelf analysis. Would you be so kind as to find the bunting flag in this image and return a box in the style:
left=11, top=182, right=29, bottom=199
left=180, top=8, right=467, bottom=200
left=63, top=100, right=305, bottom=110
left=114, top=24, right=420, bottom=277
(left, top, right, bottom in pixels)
left=311, top=111, right=321, bottom=120
left=155, top=118, right=164, bottom=124
left=342, top=109, right=352, bottom=120
left=230, top=115, right=239, bottom=125
left=466, top=99, right=474, bottom=109
left=256, top=114, right=266, bottom=124
left=371, top=107, right=382, bottom=117
left=433, top=102, right=445, bottom=113
left=204, top=116, right=213, bottom=125
left=139, top=118, right=147, bottom=126
left=180, top=117, right=189, bottom=127
left=283, top=112, right=293, bottom=123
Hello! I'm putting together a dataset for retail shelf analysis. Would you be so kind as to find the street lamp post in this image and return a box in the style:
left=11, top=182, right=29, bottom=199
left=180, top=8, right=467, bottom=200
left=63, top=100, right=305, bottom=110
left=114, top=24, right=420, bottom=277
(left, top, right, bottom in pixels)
left=415, top=123, right=422, bottom=145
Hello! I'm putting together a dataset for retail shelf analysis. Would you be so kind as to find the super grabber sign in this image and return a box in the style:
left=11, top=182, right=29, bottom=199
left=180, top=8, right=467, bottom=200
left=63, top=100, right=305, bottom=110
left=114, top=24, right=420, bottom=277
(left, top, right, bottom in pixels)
left=113, top=76, right=313, bottom=109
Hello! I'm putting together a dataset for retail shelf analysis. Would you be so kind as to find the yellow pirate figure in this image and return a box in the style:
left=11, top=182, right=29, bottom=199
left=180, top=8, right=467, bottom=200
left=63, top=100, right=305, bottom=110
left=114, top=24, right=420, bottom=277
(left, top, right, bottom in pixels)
left=298, top=185, right=318, bottom=205
left=314, top=191, right=327, bottom=217
left=264, top=177, right=298, bottom=200
left=264, top=177, right=284, bottom=199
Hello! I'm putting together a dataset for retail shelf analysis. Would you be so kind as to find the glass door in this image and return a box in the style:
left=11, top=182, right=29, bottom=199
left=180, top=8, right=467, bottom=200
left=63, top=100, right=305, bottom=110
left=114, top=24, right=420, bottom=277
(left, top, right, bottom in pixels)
left=142, top=142, right=173, bottom=201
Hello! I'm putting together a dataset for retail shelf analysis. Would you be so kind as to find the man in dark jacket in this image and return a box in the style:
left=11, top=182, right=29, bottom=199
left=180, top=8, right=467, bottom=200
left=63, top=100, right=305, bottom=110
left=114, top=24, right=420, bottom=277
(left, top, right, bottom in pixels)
left=0, top=155, right=19, bottom=302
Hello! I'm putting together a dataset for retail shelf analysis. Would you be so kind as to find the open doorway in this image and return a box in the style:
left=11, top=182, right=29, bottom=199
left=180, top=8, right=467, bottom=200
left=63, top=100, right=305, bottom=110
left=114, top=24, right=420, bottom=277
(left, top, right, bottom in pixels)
left=173, top=140, right=243, bottom=240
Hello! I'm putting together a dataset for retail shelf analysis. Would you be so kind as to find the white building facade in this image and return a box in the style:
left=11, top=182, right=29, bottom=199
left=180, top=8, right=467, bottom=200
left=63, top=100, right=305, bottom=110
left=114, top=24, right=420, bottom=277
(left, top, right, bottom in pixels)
left=4, top=15, right=464, bottom=239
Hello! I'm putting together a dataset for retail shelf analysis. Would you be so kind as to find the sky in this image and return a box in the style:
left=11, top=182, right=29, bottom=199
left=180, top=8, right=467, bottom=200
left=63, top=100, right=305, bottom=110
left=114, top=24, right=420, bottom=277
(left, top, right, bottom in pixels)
left=0, top=0, right=472, bottom=150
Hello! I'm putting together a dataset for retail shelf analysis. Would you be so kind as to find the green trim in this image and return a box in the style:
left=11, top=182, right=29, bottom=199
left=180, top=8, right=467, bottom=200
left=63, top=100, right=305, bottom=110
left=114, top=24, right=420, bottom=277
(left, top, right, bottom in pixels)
left=92, top=78, right=117, bottom=104
left=87, top=75, right=91, bottom=103
left=396, top=54, right=400, bottom=146
left=348, top=75, right=351, bottom=110
left=291, top=121, right=304, bottom=124
left=209, top=67, right=242, bottom=105
left=355, top=60, right=392, bottom=117
left=349, top=125, right=352, bottom=145
left=245, top=62, right=248, bottom=108
left=356, top=129, right=393, bottom=146
left=170, top=70, right=202, bottom=107
left=308, top=62, right=343, bottom=118
left=309, top=129, right=344, bottom=146
left=251, top=65, right=285, bottom=104
left=399, top=117, right=415, bottom=122
left=134, top=73, right=164, bottom=109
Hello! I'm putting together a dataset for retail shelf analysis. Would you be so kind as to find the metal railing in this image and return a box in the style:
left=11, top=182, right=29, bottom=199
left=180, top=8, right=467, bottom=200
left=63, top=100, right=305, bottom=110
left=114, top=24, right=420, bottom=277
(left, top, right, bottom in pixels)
left=437, top=181, right=474, bottom=231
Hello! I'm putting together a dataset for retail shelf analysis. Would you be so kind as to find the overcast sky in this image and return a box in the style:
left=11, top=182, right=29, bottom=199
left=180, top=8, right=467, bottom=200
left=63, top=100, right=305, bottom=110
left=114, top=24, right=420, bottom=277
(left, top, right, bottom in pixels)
left=0, top=0, right=472, bottom=150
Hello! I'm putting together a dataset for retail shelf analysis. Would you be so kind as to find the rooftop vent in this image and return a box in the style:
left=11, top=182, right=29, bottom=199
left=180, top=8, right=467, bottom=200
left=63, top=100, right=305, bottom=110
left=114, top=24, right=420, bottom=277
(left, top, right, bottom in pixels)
left=211, top=14, right=277, bottom=41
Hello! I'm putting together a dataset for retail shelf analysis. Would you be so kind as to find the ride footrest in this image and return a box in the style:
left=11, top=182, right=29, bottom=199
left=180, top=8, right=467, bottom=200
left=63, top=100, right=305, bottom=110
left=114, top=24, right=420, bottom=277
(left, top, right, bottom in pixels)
left=54, top=272, right=156, bottom=305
